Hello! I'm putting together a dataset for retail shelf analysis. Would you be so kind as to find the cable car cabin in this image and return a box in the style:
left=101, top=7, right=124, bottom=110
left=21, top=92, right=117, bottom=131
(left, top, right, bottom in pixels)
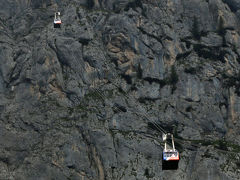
left=54, top=12, right=61, bottom=28
left=162, top=133, right=179, bottom=170
left=163, top=150, right=179, bottom=161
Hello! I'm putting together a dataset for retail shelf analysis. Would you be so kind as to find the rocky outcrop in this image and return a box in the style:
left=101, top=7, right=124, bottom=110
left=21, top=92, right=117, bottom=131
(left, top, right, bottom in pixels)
left=0, top=0, right=240, bottom=179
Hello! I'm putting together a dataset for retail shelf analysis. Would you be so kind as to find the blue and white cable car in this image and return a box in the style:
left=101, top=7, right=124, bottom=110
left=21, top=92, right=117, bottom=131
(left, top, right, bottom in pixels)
left=162, top=133, right=179, bottom=170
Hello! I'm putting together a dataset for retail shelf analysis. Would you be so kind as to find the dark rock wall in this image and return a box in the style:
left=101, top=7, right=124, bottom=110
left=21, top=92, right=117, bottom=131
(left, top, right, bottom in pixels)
left=0, top=0, right=240, bottom=179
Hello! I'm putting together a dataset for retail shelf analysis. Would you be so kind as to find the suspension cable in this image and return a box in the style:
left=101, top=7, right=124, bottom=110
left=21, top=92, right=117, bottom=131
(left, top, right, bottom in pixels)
left=68, top=42, right=166, bottom=135
left=60, top=2, right=169, bottom=136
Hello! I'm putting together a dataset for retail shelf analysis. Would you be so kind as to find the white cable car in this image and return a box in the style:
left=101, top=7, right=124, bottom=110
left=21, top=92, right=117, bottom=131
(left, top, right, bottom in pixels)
left=162, top=133, right=179, bottom=170
left=54, top=12, right=61, bottom=28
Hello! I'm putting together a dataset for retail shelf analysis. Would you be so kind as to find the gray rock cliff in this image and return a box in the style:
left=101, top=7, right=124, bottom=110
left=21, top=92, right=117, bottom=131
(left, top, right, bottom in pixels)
left=0, top=0, right=240, bottom=179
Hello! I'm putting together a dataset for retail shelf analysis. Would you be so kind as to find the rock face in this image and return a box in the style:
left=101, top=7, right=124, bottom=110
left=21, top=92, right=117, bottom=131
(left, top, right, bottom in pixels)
left=0, top=0, right=240, bottom=179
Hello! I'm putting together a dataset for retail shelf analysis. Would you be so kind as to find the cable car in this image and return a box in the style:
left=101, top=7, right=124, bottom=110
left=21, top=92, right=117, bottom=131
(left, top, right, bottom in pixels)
left=162, top=133, right=179, bottom=170
left=54, top=12, right=61, bottom=28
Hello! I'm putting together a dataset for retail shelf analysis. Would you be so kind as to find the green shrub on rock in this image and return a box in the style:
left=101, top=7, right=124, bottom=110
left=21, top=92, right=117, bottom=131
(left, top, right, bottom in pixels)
left=191, top=16, right=201, bottom=40
left=86, top=0, right=94, bottom=9
left=218, top=16, right=225, bottom=36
